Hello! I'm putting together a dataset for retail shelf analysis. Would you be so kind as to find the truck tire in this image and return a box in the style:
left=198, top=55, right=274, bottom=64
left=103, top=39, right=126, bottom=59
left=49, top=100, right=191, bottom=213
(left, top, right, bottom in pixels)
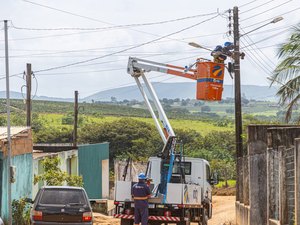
left=200, top=208, right=208, bottom=225
left=121, top=218, right=134, bottom=225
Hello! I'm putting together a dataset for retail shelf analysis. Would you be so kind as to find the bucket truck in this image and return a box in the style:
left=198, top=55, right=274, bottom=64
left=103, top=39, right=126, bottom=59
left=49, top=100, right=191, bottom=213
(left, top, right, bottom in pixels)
left=114, top=57, right=222, bottom=225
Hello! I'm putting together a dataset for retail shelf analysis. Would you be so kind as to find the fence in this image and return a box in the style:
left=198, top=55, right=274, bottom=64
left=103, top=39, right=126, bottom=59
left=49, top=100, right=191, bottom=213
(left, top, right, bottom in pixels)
left=236, top=125, right=300, bottom=225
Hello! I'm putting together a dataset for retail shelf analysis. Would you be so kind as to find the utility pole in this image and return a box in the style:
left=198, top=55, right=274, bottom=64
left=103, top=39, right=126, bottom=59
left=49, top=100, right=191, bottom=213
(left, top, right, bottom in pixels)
left=26, top=63, right=32, bottom=127
left=73, top=90, right=78, bottom=148
left=4, top=20, right=13, bottom=225
left=233, top=6, right=243, bottom=203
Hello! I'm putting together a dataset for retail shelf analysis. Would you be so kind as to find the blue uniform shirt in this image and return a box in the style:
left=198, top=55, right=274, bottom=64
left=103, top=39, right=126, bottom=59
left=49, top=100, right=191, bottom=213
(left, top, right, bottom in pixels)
left=132, top=182, right=151, bottom=208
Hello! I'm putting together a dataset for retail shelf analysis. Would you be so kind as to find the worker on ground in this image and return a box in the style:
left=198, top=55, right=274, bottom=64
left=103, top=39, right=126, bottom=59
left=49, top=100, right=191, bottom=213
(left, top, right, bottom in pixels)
left=211, top=42, right=234, bottom=63
left=132, top=173, right=151, bottom=225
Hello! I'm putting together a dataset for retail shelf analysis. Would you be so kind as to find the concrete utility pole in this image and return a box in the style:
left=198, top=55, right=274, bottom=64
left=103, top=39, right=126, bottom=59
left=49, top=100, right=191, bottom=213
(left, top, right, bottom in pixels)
left=73, top=90, right=79, bottom=148
left=26, top=63, right=32, bottom=127
left=4, top=20, right=13, bottom=225
left=233, top=6, right=243, bottom=202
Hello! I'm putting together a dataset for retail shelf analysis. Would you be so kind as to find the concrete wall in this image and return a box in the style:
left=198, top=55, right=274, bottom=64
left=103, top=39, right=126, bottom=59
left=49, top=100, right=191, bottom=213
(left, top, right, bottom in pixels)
left=237, top=125, right=300, bottom=225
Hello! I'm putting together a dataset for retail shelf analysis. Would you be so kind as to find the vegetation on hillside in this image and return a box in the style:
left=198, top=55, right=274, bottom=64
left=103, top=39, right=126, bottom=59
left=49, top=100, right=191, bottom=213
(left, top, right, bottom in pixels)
left=0, top=97, right=293, bottom=182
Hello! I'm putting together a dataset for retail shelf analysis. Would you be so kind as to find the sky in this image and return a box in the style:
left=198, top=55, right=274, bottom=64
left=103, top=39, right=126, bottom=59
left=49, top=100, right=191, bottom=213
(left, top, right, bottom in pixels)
left=0, top=0, right=299, bottom=99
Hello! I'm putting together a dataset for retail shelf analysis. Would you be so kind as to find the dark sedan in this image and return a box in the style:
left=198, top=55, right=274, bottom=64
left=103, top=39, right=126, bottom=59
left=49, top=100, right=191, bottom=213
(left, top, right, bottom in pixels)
left=30, top=186, right=93, bottom=225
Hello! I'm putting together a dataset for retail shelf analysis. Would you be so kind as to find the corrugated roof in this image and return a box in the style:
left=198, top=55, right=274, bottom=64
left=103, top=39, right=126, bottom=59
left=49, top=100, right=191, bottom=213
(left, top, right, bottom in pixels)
left=0, top=126, right=30, bottom=140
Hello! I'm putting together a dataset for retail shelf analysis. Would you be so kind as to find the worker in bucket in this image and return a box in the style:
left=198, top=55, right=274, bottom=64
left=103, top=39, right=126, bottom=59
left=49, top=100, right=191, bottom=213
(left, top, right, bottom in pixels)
left=132, top=172, right=151, bottom=225
left=211, top=42, right=234, bottom=63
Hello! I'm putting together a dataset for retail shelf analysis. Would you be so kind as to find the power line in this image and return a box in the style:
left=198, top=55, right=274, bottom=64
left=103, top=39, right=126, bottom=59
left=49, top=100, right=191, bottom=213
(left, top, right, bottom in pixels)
left=0, top=49, right=205, bottom=59
left=240, top=0, right=276, bottom=15
left=239, top=0, right=259, bottom=8
left=0, top=73, right=24, bottom=80
left=241, top=0, right=293, bottom=22
left=241, top=27, right=276, bottom=68
left=10, top=12, right=218, bottom=31
left=22, top=0, right=221, bottom=46
left=240, top=39, right=272, bottom=75
left=242, top=7, right=300, bottom=29
left=240, top=36, right=274, bottom=73
left=30, top=14, right=219, bottom=74
left=241, top=28, right=290, bottom=49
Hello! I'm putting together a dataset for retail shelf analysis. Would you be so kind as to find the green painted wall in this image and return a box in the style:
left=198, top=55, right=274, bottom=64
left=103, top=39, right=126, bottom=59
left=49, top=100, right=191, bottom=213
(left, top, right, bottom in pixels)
left=78, top=143, right=109, bottom=199
left=0, top=153, right=32, bottom=221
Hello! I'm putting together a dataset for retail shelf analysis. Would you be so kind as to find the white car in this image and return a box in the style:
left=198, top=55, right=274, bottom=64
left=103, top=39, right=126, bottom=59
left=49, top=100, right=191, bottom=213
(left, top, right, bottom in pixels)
left=0, top=217, right=3, bottom=225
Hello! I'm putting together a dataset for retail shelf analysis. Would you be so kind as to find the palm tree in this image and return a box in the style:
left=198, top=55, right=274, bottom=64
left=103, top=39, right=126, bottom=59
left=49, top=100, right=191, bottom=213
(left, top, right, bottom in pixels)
left=269, top=23, right=300, bottom=122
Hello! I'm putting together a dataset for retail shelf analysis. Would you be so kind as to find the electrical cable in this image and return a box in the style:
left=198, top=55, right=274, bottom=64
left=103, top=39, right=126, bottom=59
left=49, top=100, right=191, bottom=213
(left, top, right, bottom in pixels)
left=10, top=12, right=218, bottom=31
left=0, top=49, right=204, bottom=59
left=240, top=0, right=276, bottom=15
left=33, top=53, right=203, bottom=76
left=29, top=14, right=219, bottom=74
left=0, top=73, right=25, bottom=80
left=22, top=0, right=221, bottom=46
left=242, top=7, right=300, bottom=29
left=241, top=27, right=276, bottom=68
left=241, top=0, right=292, bottom=22
left=239, top=0, right=259, bottom=8
left=69, top=53, right=203, bottom=98
left=31, top=72, right=38, bottom=100
left=240, top=39, right=272, bottom=75
left=246, top=24, right=295, bottom=37
left=241, top=37, right=274, bottom=73
left=241, top=28, right=290, bottom=49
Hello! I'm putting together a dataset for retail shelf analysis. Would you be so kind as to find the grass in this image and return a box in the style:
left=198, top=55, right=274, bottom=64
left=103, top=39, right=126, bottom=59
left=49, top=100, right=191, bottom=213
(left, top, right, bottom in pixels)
left=215, top=179, right=236, bottom=188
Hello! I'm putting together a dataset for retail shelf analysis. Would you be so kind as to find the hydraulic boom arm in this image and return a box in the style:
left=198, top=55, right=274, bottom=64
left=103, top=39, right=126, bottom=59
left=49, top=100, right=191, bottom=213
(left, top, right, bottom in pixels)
left=127, top=57, right=201, bottom=202
left=127, top=57, right=198, bottom=143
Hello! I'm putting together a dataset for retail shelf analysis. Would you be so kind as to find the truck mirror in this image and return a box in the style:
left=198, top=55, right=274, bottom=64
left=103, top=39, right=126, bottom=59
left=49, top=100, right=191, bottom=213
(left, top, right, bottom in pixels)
left=210, top=172, right=219, bottom=185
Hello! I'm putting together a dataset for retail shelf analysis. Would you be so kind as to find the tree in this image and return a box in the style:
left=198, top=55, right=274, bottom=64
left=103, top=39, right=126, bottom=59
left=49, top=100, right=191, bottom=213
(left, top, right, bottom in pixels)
left=270, top=23, right=300, bottom=122
left=210, top=159, right=235, bottom=187
left=79, top=118, right=162, bottom=162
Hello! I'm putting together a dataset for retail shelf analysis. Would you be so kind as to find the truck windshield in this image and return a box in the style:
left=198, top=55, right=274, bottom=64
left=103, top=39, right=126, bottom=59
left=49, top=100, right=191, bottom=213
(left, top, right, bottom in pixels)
left=172, top=162, right=191, bottom=175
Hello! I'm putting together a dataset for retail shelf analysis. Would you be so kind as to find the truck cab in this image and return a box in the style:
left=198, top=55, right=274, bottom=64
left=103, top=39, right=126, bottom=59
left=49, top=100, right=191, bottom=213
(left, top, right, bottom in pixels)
left=146, top=157, right=212, bottom=202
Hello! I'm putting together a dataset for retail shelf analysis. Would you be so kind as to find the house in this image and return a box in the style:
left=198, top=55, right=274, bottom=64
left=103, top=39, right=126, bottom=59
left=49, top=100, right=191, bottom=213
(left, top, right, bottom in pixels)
left=32, top=142, right=109, bottom=200
left=0, top=127, right=33, bottom=222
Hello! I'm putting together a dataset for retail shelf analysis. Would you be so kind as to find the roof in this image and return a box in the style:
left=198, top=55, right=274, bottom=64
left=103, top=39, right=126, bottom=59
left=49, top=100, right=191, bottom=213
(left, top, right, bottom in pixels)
left=33, top=151, right=58, bottom=160
left=0, top=127, right=30, bottom=140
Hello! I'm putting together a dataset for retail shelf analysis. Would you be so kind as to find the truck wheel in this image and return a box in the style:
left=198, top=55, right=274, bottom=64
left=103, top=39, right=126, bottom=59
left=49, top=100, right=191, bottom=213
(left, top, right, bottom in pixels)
left=200, top=208, right=208, bottom=225
left=121, top=218, right=133, bottom=225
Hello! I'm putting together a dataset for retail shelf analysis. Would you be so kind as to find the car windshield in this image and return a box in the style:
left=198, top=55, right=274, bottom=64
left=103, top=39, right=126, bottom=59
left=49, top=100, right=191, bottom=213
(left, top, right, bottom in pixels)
left=39, top=189, right=86, bottom=205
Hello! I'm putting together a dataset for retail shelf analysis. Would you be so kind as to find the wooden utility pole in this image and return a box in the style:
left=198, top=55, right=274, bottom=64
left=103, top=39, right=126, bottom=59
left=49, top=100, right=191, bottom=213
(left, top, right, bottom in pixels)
left=26, top=63, right=32, bottom=127
left=73, top=90, right=79, bottom=148
left=233, top=6, right=243, bottom=202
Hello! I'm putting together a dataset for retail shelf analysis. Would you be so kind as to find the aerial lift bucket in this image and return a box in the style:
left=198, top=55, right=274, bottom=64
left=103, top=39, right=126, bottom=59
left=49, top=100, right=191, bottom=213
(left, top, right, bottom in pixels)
left=195, top=61, right=225, bottom=101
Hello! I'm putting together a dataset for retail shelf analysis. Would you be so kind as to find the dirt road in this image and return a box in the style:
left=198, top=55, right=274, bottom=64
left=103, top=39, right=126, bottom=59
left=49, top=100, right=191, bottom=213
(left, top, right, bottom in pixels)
left=93, top=196, right=235, bottom=225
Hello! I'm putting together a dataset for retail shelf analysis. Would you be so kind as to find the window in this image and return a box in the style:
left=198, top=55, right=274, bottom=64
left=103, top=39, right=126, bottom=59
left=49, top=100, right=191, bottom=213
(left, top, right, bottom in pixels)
left=172, top=162, right=191, bottom=175
left=39, top=189, right=86, bottom=205
left=206, top=164, right=211, bottom=182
